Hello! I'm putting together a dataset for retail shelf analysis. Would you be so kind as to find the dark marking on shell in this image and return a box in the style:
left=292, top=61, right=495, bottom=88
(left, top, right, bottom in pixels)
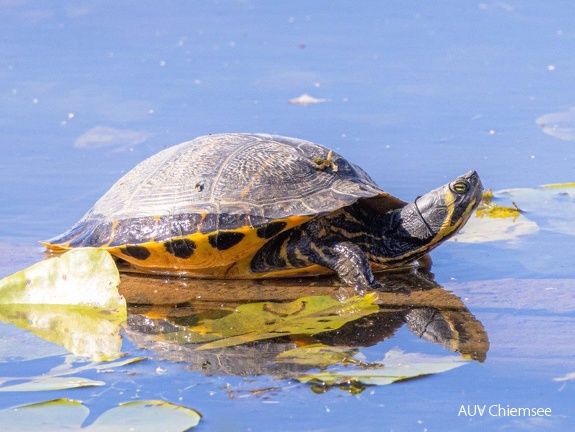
left=110, top=217, right=158, bottom=247
left=256, top=221, right=287, bottom=239
left=55, top=218, right=114, bottom=247
left=155, top=213, right=204, bottom=241
left=122, top=245, right=152, bottom=261
left=164, top=239, right=196, bottom=259
left=198, top=213, right=268, bottom=234
left=208, top=231, right=245, bottom=250
left=198, top=214, right=218, bottom=234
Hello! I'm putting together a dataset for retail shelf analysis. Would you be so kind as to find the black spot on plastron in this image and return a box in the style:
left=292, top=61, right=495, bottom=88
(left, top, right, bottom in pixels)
left=256, top=221, right=287, bottom=239
left=164, top=239, right=196, bottom=259
left=208, top=231, right=245, bottom=250
left=122, top=245, right=151, bottom=261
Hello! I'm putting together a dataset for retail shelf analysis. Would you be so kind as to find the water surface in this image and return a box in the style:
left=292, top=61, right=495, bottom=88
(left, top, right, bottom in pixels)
left=1, top=2, right=574, bottom=431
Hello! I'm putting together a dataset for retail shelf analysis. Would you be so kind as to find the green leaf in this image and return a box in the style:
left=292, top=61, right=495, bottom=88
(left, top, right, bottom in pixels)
left=455, top=189, right=538, bottom=243
left=503, top=183, right=575, bottom=237
left=162, top=293, right=380, bottom=350
left=0, top=399, right=88, bottom=432
left=0, top=249, right=126, bottom=361
left=0, top=377, right=105, bottom=392
left=0, top=248, right=123, bottom=308
left=536, top=108, right=575, bottom=141
left=456, top=183, right=575, bottom=243
left=456, top=211, right=539, bottom=243
left=475, top=189, right=522, bottom=220
left=0, top=399, right=201, bottom=431
left=88, top=400, right=201, bottom=431
left=46, top=356, right=147, bottom=378
left=297, top=347, right=467, bottom=387
left=0, top=355, right=146, bottom=392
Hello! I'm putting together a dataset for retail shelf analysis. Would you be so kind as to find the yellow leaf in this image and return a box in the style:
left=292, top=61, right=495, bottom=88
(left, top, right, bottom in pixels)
left=151, top=293, right=380, bottom=350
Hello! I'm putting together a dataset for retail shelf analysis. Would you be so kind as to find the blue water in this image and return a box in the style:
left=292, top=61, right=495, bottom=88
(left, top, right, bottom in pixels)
left=1, top=2, right=574, bottom=430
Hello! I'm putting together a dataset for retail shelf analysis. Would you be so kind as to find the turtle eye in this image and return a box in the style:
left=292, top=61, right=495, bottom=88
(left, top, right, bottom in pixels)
left=450, top=181, right=469, bottom=194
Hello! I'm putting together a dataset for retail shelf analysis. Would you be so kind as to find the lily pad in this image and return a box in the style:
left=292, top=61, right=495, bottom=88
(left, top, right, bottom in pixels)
left=0, top=399, right=201, bottom=431
left=47, top=356, right=146, bottom=377
left=475, top=189, right=522, bottom=220
left=297, top=347, right=467, bottom=387
left=0, top=399, right=88, bottom=432
left=535, top=107, right=575, bottom=141
left=0, top=248, right=123, bottom=308
left=0, top=249, right=126, bottom=361
left=0, top=356, right=145, bottom=392
left=153, top=293, right=380, bottom=350
left=499, top=183, right=575, bottom=237
left=0, top=377, right=105, bottom=392
left=455, top=183, right=575, bottom=242
left=455, top=211, right=539, bottom=243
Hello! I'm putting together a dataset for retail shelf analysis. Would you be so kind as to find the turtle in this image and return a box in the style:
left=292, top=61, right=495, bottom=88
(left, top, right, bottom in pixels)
left=43, top=133, right=483, bottom=289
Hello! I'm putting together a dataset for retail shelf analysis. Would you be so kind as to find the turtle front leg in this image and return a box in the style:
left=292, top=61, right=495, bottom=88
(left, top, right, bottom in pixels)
left=308, top=241, right=382, bottom=289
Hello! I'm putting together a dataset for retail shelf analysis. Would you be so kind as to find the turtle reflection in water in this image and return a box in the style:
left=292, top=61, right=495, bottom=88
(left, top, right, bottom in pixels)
left=123, top=271, right=489, bottom=380
left=44, top=134, right=482, bottom=289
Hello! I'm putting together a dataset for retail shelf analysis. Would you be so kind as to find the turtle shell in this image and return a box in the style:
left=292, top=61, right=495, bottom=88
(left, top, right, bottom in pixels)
left=44, top=133, right=406, bottom=277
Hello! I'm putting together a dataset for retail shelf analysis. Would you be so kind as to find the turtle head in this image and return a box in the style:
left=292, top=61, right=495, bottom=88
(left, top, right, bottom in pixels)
left=385, top=171, right=483, bottom=260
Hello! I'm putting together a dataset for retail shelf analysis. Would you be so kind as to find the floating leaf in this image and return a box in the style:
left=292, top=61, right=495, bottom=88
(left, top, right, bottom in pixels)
left=153, top=293, right=379, bottom=350
left=46, top=356, right=146, bottom=378
left=0, top=248, right=123, bottom=308
left=74, top=126, right=152, bottom=150
left=0, top=249, right=126, bottom=361
left=542, top=182, right=575, bottom=189
left=88, top=400, right=201, bottom=431
left=0, top=377, right=105, bottom=392
left=458, top=183, right=575, bottom=242
left=455, top=211, right=539, bottom=243
left=0, top=356, right=145, bottom=392
left=455, top=184, right=575, bottom=242
left=504, top=183, right=575, bottom=237
left=475, top=190, right=522, bottom=220
left=0, top=399, right=201, bottom=431
left=297, top=347, right=467, bottom=387
left=455, top=188, right=538, bottom=243
left=535, top=107, right=575, bottom=141
left=0, top=399, right=88, bottom=432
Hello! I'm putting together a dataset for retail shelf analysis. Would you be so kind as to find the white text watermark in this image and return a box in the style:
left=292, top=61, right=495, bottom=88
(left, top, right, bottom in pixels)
left=458, top=404, right=552, bottom=417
